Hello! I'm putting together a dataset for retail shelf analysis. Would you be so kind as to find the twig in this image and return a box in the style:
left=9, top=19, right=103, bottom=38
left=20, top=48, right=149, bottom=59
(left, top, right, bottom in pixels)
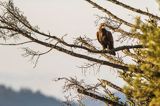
left=0, top=41, right=33, bottom=45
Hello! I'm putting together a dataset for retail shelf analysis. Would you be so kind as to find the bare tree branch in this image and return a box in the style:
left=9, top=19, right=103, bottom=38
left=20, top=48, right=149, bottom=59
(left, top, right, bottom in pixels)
left=98, top=79, right=123, bottom=92
left=0, top=26, right=128, bottom=71
left=77, top=88, right=125, bottom=106
left=104, top=23, right=142, bottom=37
left=56, top=77, right=126, bottom=106
left=92, top=45, right=144, bottom=54
left=106, top=0, right=160, bottom=20
left=85, top=0, right=134, bottom=27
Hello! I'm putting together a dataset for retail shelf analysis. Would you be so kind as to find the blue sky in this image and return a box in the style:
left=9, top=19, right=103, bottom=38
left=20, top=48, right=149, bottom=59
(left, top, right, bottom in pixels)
left=0, top=0, right=159, bottom=101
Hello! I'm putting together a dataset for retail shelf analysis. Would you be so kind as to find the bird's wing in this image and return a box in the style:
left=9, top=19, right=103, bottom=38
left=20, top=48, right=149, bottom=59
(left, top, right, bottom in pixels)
left=96, top=31, right=101, bottom=43
left=108, top=31, right=113, bottom=43
left=104, top=30, right=115, bottom=55
left=106, top=31, right=114, bottom=49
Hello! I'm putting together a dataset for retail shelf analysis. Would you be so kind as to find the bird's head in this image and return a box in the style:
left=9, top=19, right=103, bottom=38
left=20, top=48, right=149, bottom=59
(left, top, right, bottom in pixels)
left=99, top=23, right=107, bottom=29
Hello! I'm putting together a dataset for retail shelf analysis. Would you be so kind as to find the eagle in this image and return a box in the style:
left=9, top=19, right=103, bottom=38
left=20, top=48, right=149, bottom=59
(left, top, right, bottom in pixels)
left=96, top=23, right=116, bottom=55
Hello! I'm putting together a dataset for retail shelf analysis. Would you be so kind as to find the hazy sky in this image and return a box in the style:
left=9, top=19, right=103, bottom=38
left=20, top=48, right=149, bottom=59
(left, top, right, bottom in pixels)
left=0, top=0, right=159, bottom=101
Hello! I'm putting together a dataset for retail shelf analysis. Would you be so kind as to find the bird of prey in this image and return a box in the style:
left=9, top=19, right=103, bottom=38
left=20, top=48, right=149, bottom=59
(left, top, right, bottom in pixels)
left=96, top=23, right=116, bottom=55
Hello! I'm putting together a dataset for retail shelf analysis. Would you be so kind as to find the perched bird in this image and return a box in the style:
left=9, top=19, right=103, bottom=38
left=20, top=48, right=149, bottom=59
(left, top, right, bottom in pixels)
left=96, top=23, right=116, bottom=55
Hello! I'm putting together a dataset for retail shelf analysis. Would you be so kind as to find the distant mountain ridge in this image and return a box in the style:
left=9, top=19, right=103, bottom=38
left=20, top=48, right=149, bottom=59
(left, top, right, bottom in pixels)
left=0, top=85, right=63, bottom=106
left=0, top=84, right=125, bottom=106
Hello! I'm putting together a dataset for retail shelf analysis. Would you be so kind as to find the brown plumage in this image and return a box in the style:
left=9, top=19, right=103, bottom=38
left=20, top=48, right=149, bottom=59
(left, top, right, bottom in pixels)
left=97, top=23, right=115, bottom=55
